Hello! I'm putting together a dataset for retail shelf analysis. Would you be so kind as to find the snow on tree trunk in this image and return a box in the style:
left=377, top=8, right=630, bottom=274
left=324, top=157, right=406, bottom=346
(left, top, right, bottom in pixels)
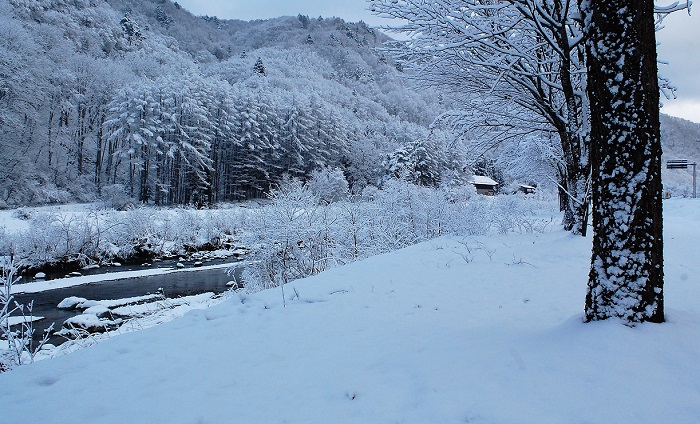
left=581, top=0, right=664, bottom=323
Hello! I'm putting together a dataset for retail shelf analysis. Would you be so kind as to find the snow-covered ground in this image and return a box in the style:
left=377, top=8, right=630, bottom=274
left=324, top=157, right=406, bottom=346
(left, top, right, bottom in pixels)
left=0, top=203, right=98, bottom=233
left=1, top=199, right=699, bottom=423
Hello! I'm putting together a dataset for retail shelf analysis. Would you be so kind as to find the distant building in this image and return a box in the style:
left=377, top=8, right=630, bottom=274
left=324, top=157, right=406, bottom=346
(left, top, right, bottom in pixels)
left=518, top=184, right=536, bottom=194
left=470, top=175, right=499, bottom=196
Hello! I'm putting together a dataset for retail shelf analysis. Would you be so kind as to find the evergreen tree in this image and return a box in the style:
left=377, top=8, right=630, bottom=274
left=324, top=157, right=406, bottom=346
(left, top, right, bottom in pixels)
left=298, top=14, right=310, bottom=29
left=155, top=6, right=174, bottom=28
left=278, top=101, right=314, bottom=178
left=253, top=57, right=266, bottom=76
left=120, top=13, right=144, bottom=46
left=386, top=139, right=441, bottom=187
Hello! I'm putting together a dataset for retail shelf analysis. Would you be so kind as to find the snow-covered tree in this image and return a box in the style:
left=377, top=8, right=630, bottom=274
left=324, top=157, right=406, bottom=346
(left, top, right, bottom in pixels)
left=241, top=177, right=329, bottom=295
left=308, top=167, right=349, bottom=203
left=120, top=13, right=144, bottom=47
left=580, top=0, right=667, bottom=323
left=155, top=5, right=174, bottom=28
left=371, top=0, right=591, bottom=235
left=385, top=139, right=442, bottom=187
left=253, top=57, right=267, bottom=76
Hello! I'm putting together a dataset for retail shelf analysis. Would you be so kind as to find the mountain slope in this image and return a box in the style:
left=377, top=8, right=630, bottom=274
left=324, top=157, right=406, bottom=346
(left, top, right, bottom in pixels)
left=0, top=0, right=452, bottom=207
left=1, top=0, right=698, bottom=206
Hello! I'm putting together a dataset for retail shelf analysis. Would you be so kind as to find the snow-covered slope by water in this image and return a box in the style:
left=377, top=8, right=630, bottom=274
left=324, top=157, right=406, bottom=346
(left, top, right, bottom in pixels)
left=1, top=199, right=699, bottom=423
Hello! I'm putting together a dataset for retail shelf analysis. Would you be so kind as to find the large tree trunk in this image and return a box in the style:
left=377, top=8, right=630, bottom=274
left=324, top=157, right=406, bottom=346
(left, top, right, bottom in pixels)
left=581, top=0, right=664, bottom=323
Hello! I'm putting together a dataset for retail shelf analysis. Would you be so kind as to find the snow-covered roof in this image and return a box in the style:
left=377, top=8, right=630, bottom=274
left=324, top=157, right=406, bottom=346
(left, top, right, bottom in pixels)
left=470, top=175, right=499, bottom=186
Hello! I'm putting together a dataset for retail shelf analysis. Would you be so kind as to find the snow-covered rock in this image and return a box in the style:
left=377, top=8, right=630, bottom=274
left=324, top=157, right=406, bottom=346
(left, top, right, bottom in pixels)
left=76, top=300, right=102, bottom=309
left=82, top=305, right=111, bottom=318
left=5, top=315, right=44, bottom=326
left=61, top=314, right=108, bottom=332
left=57, top=296, right=88, bottom=309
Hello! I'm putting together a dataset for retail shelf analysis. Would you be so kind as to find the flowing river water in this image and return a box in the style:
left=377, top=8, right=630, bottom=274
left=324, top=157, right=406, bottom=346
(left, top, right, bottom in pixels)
left=11, top=258, right=241, bottom=346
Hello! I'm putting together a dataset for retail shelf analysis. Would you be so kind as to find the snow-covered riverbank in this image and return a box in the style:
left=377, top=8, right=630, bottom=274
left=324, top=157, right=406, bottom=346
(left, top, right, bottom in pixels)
left=0, top=202, right=250, bottom=273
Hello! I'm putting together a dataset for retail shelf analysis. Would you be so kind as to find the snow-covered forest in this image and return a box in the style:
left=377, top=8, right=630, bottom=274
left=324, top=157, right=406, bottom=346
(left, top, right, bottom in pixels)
left=0, top=0, right=463, bottom=207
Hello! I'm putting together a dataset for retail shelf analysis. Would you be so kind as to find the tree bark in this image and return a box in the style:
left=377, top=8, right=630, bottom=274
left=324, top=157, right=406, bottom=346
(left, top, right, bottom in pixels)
left=581, top=0, right=664, bottom=323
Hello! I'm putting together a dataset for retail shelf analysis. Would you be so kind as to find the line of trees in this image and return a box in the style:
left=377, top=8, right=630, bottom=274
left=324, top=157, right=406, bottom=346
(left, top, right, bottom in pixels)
left=102, top=74, right=350, bottom=206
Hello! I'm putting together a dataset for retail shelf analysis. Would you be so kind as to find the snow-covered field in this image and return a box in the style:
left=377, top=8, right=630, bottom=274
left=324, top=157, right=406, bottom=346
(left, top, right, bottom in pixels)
left=1, top=198, right=699, bottom=423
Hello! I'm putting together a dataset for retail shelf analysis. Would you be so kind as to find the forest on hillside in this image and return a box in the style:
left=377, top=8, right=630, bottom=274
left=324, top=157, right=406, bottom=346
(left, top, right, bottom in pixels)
left=0, top=0, right=470, bottom=208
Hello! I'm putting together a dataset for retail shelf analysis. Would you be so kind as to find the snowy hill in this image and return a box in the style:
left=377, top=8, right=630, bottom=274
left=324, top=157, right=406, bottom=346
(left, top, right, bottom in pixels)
left=0, top=0, right=448, bottom=207
left=1, top=198, right=699, bottom=423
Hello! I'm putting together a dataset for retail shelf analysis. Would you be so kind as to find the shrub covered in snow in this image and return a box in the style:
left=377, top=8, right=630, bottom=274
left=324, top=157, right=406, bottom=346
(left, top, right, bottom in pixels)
left=11, top=208, right=32, bottom=221
left=1, top=182, right=555, bottom=286
left=307, top=167, right=350, bottom=204
left=100, top=184, right=135, bottom=211
left=2, top=205, right=249, bottom=270
left=240, top=177, right=557, bottom=292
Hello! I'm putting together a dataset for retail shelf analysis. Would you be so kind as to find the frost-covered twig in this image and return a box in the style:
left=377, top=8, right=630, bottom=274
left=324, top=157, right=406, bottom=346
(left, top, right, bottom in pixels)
left=1, top=262, right=53, bottom=371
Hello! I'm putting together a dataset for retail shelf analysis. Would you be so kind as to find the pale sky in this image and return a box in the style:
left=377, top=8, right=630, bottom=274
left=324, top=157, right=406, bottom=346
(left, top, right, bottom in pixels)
left=176, top=0, right=700, bottom=124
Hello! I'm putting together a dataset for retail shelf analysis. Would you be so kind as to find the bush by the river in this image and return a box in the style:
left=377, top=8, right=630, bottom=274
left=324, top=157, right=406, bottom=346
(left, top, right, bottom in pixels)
left=0, top=206, right=250, bottom=271
left=238, top=178, right=558, bottom=293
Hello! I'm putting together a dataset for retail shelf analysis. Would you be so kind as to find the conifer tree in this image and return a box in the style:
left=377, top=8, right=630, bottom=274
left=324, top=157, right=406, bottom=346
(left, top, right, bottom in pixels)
left=253, top=57, right=266, bottom=76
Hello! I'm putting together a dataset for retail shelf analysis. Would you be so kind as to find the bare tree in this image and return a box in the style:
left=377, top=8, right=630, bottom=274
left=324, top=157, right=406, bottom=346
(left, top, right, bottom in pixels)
left=371, top=0, right=591, bottom=235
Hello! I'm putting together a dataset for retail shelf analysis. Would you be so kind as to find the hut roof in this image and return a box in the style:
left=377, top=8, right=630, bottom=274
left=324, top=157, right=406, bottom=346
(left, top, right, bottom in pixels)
left=470, top=175, right=499, bottom=186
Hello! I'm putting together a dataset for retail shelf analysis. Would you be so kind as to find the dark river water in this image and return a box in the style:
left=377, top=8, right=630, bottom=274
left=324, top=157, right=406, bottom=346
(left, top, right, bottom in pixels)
left=11, top=258, right=242, bottom=345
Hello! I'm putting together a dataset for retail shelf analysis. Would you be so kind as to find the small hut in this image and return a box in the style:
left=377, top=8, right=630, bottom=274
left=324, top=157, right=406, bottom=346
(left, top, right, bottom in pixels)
left=518, top=184, right=536, bottom=194
left=470, top=175, right=499, bottom=196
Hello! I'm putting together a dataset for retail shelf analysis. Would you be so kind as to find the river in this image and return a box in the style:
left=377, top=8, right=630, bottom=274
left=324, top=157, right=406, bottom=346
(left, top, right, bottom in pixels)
left=11, top=258, right=242, bottom=346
